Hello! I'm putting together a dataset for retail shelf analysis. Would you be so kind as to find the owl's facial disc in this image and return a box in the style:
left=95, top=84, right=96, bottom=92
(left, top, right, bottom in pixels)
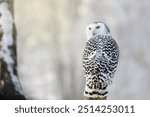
left=86, top=22, right=111, bottom=40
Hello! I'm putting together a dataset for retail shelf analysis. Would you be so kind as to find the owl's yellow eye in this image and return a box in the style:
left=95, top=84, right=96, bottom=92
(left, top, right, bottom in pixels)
left=96, top=26, right=100, bottom=29
left=89, top=27, right=91, bottom=30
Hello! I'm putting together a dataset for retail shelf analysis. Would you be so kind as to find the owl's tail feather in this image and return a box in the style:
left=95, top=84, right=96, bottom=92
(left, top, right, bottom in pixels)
left=84, top=79, right=108, bottom=99
left=84, top=90, right=108, bottom=100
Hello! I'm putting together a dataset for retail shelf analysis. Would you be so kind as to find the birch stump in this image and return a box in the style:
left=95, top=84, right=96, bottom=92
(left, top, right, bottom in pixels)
left=0, top=0, right=25, bottom=99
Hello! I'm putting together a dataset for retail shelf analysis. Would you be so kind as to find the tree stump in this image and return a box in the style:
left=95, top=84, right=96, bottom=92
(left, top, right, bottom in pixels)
left=85, top=96, right=107, bottom=100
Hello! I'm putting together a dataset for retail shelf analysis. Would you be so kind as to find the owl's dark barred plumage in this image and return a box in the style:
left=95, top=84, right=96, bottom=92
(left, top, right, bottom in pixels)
left=83, top=21, right=119, bottom=98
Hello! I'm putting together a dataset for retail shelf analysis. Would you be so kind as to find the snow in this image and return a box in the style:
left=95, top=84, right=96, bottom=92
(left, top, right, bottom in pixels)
left=0, top=2, right=24, bottom=95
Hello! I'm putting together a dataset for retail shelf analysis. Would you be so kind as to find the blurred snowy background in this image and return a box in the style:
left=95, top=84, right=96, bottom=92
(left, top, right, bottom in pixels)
left=14, top=0, right=150, bottom=99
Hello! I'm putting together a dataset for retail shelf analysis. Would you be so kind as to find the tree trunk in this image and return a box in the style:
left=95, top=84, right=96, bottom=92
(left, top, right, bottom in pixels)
left=0, top=0, right=25, bottom=99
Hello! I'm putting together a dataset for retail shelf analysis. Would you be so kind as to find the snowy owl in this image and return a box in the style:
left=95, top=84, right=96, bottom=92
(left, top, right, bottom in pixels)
left=83, top=21, right=119, bottom=99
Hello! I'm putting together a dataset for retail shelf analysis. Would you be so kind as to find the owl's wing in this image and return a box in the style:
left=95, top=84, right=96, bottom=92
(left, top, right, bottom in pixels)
left=95, top=38, right=119, bottom=80
left=83, top=38, right=97, bottom=77
left=104, top=38, right=119, bottom=64
left=103, top=38, right=118, bottom=60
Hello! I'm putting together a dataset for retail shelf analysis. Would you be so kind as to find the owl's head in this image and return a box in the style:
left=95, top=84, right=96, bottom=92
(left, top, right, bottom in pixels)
left=85, top=21, right=111, bottom=40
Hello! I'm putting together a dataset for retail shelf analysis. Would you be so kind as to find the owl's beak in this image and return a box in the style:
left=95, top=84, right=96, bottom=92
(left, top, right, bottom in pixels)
left=93, top=32, right=96, bottom=36
left=92, top=30, right=96, bottom=36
